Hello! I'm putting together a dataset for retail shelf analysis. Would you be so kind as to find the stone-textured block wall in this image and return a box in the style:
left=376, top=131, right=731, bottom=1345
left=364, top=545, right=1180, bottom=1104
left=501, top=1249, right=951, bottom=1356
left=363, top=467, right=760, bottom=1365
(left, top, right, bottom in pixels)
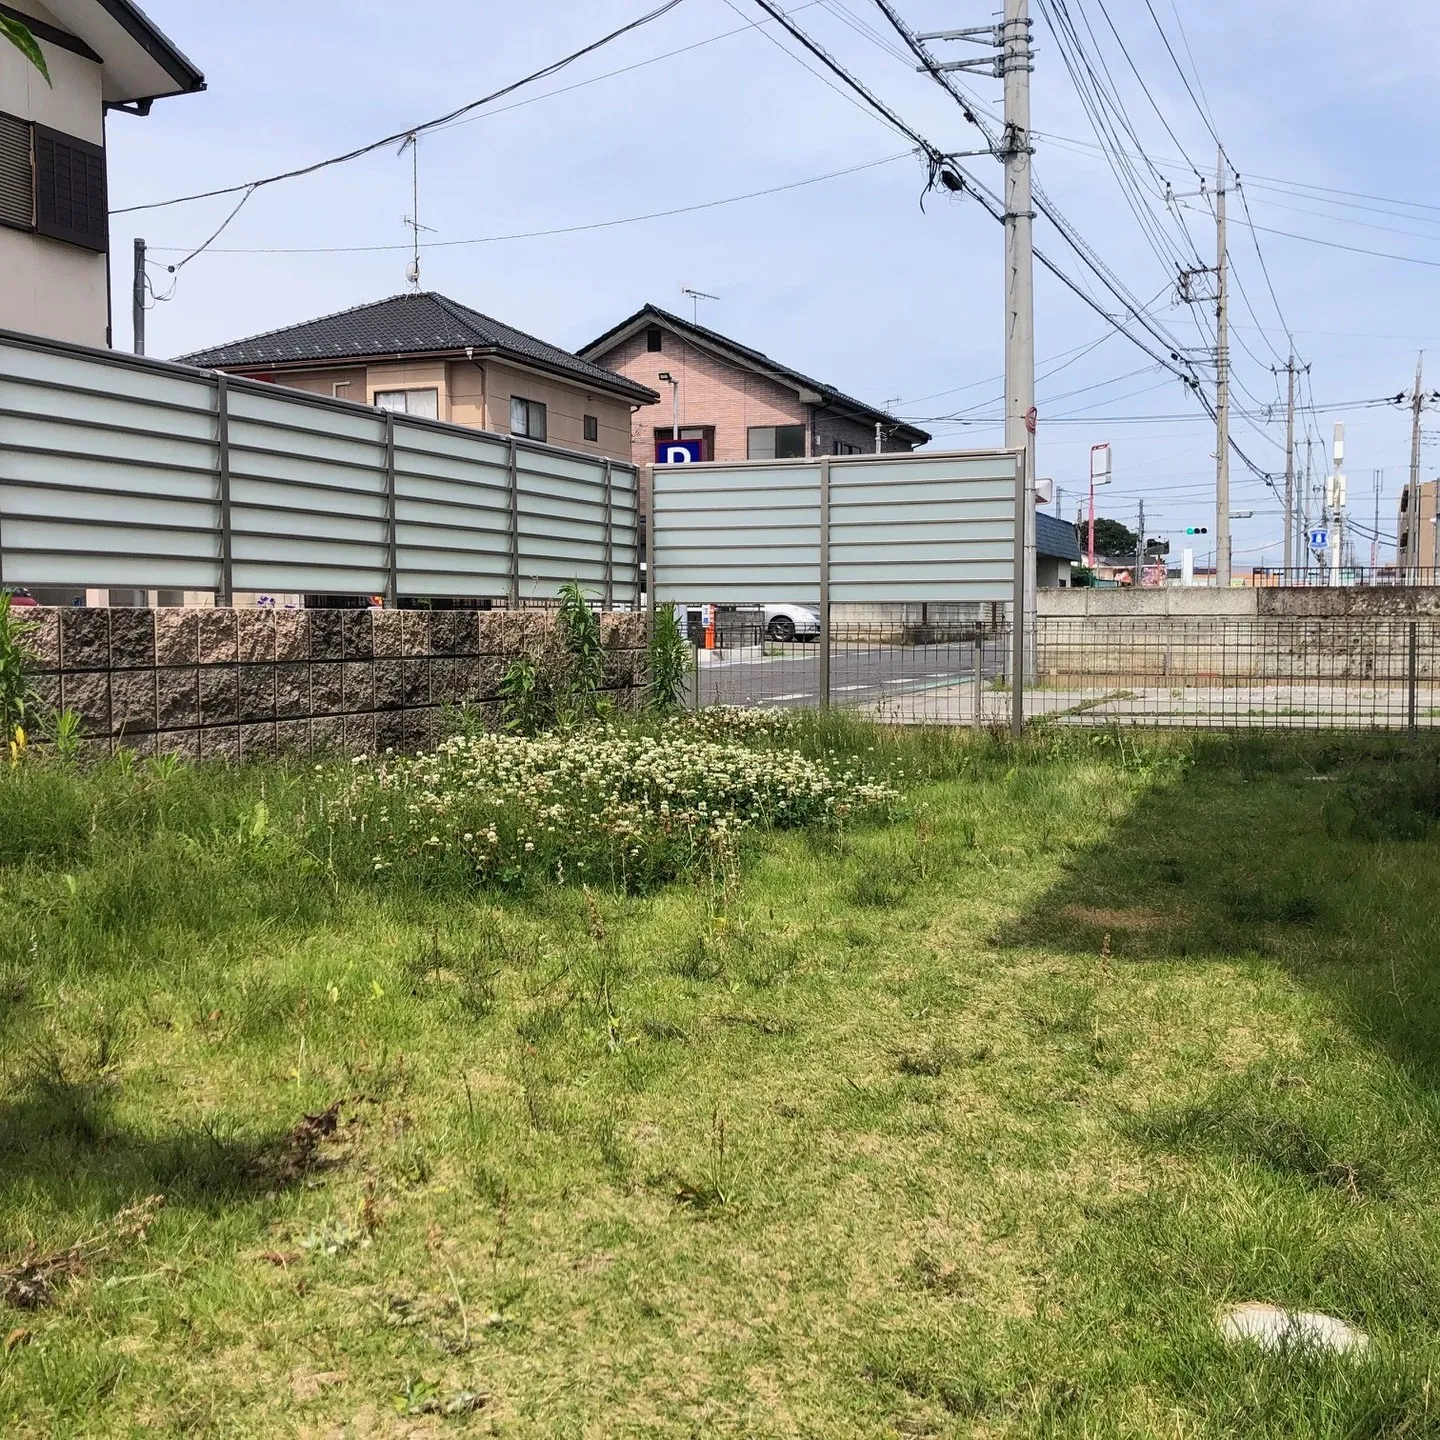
left=24, top=607, right=648, bottom=761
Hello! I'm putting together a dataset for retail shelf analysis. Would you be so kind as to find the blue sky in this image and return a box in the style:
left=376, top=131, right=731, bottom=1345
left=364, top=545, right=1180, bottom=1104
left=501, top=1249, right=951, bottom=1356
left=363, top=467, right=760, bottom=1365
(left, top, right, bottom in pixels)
left=109, top=0, right=1440, bottom=568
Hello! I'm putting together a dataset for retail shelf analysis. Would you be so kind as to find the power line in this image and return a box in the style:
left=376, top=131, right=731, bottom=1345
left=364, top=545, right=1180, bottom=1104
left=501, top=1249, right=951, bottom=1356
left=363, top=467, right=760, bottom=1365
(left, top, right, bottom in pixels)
left=112, top=0, right=689, bottom=216
left=147, top=151, right=912, bottom=256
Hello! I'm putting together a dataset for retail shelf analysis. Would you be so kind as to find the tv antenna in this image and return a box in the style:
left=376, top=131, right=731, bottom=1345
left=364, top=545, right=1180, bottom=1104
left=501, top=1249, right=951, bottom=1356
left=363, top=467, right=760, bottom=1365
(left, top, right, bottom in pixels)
left=680, top=286, right=718, bottom=324
left=398, top=133, right=434, bottom=289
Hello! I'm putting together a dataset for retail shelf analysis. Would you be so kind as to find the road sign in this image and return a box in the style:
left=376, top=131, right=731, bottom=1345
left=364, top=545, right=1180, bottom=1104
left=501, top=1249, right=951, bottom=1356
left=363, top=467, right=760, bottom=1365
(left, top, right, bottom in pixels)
left=1309, top=528, right=1329, bottom=549
left=655, top=439, right=703, bottom=464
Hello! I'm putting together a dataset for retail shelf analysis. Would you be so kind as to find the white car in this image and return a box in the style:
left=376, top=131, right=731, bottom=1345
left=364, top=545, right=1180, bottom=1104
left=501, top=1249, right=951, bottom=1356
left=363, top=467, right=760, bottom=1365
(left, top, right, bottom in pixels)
left=763, top=603, right=820, bottom=642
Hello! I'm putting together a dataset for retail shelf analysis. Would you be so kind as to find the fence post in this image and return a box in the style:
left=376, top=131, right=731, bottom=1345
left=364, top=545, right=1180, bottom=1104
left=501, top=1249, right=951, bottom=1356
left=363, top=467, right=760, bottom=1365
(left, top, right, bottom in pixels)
left=383, top=410, right=398, bottom=608
left=216, top=373, right=233, bottom=606
left=692, top=640, right=701, bottom=711
left=1408, top=619, right=1419, bottom=738
left=819, top=455, right=831, bottom=710
left=603, top=458, right=614, bottom=610
left=972, top=637, right=983, bottom=730
left=507, top=437, right=519, bottom=608
left=645, top=463, right=656, bottom=648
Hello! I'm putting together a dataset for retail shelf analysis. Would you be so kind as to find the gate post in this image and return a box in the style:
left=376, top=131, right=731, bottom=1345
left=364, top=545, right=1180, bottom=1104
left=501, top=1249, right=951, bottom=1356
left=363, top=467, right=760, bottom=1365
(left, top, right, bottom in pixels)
left=1010, top=447, right=1027, bottom=737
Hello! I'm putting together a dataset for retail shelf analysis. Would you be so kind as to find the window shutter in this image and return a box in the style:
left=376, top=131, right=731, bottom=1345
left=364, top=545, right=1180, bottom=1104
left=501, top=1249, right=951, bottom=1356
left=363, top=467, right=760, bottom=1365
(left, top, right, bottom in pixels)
left=0, top=112, right=32, bottom=232
left=34, top=124, right=107, bottom=252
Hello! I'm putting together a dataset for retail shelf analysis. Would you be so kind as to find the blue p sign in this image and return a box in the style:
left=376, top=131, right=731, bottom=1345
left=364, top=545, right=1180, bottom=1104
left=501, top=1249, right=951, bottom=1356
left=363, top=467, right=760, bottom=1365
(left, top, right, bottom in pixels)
left=656, top=439, right=703, bottom=464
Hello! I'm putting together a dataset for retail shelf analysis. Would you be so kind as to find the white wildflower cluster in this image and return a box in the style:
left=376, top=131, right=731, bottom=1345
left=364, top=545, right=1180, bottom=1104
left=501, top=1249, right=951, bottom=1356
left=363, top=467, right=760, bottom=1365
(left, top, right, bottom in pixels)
left=332, top=721, right=895, bottom=888
left=671, top=707, right=801, bottom=743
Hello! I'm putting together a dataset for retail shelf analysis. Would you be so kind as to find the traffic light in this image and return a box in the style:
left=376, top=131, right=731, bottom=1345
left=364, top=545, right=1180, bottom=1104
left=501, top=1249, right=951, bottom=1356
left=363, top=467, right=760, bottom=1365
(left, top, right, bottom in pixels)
left=1185, top=526, right=1209, bottom=535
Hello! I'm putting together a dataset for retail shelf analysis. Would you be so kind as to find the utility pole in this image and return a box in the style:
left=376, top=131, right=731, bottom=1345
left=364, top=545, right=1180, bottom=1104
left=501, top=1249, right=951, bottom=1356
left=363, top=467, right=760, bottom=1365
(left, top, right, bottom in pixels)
left=1001, top=0, right=1037, bottom=677
left=1214, top=150, right=1231, bottom=588
left=1408, top=353, right=1424, bottom=583
left=1135, top=498, right=1145, bottom=586
left=1282, top=354, right=1296, bottom=573
left=1327, top=422, right=1345, bottom=585
left=132, top=237, right=146, bottom=356
left=1371, top=469, right=1382, bottom=571
left=1304, top=436, right=1315, bottom=571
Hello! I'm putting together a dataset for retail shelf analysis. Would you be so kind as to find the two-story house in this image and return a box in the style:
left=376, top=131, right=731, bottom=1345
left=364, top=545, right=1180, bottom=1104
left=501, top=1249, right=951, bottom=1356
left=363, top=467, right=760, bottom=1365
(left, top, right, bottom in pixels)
left=0, top=0, right=204, bottom=345
left=180, top=292, right=659, bottom=465
left=578, top=303, right=930, bottom=472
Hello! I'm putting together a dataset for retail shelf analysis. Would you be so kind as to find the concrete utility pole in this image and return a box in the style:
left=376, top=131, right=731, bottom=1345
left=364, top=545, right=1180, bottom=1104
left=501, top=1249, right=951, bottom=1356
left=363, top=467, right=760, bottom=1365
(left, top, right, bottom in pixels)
left=1408, top=353, right=1424, bottom=582
left=1214, top=150, right=1231, bottom=588
left=132, top=237, right=146, bottom=357
left=1135, top=498, right=1145, bottom=586
left=1282, top=354, right=1296, bottom=573
left=1001, top=0, right=1037, bottom=676
left=1303, top=436, right=1315, bottom=571
left=1328, top=422, right=1345, bottom=585
left=1371, top=469, right=1382, bottom=570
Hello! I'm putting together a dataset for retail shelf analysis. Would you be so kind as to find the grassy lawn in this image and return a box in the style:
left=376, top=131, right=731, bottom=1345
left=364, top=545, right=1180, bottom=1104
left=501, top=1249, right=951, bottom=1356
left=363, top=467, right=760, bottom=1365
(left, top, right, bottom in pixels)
left=4, top=723, right=1440, bottom=1436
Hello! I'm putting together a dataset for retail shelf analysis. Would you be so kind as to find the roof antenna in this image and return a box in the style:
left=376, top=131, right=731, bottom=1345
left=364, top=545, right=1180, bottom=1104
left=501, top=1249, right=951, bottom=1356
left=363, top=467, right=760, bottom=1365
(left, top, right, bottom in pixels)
left=680, top=286, right=718, bottom=325
left=398, top=133, right=434, bottom=290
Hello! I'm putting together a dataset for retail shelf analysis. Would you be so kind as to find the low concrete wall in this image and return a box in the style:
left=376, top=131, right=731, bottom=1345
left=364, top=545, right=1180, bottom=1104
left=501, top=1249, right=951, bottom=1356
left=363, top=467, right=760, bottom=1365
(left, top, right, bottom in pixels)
left=1038, top=586, right=1440, bottom=620
left=23, top=607, right=647, bottom=761
left=1036, top=616, right=1436, bottom=685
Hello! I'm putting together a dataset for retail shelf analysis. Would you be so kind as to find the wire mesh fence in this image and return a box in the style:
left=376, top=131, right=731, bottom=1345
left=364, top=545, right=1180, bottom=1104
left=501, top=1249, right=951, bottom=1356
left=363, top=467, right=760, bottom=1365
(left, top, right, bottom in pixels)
left=689, top=612, right=1439, bottom=732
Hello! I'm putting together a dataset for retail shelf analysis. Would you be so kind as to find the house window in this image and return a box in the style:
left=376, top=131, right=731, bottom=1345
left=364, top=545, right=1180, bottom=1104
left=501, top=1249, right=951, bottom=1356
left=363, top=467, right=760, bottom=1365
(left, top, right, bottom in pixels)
left=747, top=424, right=806, bottom=460
left=34, top=124, right=107, bottom=252
left=646, top=325, right=663, bottom=353
left=375, top=388, right=438, bottom=418
left=0, top=112, right=33, bottom=232
left=655, top=426, right=714, bottom=460
left=833, top=440, right=862, bottom=455
left=510, top=396, right=547, bottom=442
left=583, top=414, right=599, bottom=443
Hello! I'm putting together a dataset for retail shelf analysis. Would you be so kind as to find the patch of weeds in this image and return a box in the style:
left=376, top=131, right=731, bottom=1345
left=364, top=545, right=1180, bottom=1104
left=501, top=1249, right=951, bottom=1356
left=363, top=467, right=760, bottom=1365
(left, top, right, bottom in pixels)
left=908, top=1249, right=969, bottom=1296
left=895, top=1045, right=960, bottom=1078
left=1227, top=888, right=1323, bottom=927
left=299, top=1219, right=369, bottom=1258
left=1133, top=1096, right=1392, bottom=1200
left=392, top=1376, right=486, bottom=1418
left=670, top=1108, right=737, bottom=1213
left=848, top=860, right=917, bottom=909
left=671, top=934, right=726, bottom=982
left=640, top=1017, right=689, bottom=1043
left=1325, top=758, right=1440, bottom=841
left=1, top=1195, right=164, bottom=1309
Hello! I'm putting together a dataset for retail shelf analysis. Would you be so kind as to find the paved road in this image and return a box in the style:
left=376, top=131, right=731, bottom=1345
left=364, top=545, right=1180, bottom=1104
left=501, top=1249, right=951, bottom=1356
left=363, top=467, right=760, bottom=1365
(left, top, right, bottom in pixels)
left=695, top=640, right=1009, bottom=717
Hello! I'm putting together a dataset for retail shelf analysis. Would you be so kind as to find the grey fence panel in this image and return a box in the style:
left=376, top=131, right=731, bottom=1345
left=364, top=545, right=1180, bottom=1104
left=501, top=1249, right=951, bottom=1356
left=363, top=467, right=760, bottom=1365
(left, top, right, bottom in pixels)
left=0, top=331, right=639, bottom=600
left=653, top=462, right=823, bottom=604
left=651, top=451, right=1021, bottom=606
left=0, top=336, right=220, bottom=588
left=517, top=445, right=612, bottom=592
left=393, top=423, right=512, bottom=597
left=828, top=454, right=1019, bottom=602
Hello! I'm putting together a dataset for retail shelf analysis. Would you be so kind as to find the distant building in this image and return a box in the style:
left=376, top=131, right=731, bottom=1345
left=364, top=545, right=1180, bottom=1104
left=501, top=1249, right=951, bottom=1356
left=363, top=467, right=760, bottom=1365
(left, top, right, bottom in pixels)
left=1398, top=478, right=1439, bottom=576
left=578, top=303, right=929, bottom=474
left=179, top=292, right=658, bottom=464
left=1036, top=512, right=1081, bottom=588
left=0, top=0, right=204, bottom=345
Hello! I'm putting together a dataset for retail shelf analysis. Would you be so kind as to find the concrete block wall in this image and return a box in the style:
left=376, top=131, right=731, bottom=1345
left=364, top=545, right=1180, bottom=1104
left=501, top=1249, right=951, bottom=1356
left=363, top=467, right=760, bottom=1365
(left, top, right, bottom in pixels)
left=24, top=607, right=648, bottom=761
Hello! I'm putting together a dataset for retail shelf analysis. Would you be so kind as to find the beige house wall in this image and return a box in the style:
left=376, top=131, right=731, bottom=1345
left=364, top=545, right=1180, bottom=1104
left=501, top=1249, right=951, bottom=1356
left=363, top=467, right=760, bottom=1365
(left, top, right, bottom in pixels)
left=210, top=357, right=638, bottom=463
left=0, top=11, right=108, bottom=345
left=1398, top=480, right=1439, bottom=573
left=482, top=358, right=635, bottom=461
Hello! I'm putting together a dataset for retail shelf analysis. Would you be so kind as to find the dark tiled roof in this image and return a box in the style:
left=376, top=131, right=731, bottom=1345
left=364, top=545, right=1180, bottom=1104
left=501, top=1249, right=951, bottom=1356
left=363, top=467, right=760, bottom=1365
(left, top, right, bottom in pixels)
left=1037, top=511, right=1082, bottom=562
left=578, top=304, right=930, bottom=445
left=177, top=292, right=658, bottom=404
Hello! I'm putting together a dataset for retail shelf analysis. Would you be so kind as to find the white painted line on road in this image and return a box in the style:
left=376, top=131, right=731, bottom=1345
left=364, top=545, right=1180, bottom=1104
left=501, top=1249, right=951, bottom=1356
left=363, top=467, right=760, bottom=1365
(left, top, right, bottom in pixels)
left=834, top=685, right=868, bottom=693
left=769, top=692, right=815, bottom=702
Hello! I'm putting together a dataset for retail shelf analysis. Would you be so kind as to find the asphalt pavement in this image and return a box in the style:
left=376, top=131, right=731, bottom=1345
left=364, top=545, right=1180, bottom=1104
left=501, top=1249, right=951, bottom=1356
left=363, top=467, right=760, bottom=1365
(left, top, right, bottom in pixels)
left=694, top=640, right=1009, bottom=715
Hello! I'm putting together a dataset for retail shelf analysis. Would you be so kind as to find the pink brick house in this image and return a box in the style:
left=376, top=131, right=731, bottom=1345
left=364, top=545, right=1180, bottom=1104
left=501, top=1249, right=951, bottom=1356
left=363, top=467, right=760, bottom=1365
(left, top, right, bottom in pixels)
left=578, top=305, right=929, bottom=475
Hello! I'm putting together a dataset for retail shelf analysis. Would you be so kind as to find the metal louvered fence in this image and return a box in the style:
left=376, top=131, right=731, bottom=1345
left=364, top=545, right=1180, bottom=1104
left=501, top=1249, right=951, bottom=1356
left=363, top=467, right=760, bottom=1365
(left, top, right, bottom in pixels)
left=0, top=329, right=639, bottom=606
left=691, top=612, right=1440, bottom=732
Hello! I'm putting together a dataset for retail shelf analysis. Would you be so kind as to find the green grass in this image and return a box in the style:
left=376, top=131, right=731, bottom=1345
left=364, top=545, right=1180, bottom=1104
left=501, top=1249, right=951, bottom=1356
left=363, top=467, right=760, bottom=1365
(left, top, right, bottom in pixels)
left=4, top=725, right=1440, bottom=1436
